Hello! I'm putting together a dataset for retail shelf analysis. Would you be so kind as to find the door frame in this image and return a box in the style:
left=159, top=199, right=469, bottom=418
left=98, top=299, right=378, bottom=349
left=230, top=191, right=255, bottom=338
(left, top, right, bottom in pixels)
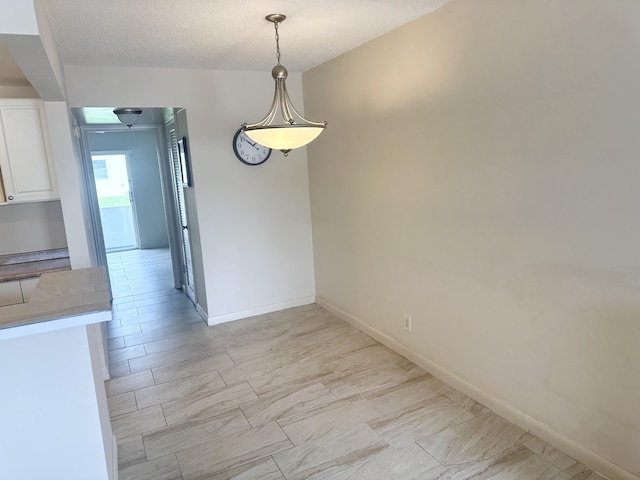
left=165, top=119, right=196, bottom=303
left=78, top=123, right=191, bottom=298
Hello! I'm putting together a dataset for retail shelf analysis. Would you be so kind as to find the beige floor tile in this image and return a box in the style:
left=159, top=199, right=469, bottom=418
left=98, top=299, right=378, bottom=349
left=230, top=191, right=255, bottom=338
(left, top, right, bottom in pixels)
left=112, top=295, right=134, bottom=305
left=370, top=394, right=475, bottom=448
left=324, top=362, right=425, bottom=399
left=132, top=293, right=190, bottom=309
left=281, top=397, right=383, bottom=445
left=143, top=330, right=205, bottom=355
left=133, top=288, right=185, bottom=302
left=118, top=309, right=195, bottom=327
left=109, top=359, right=131, bottom=378
left=417, top=411, right=532, bottom=466
left=295, top=329, right=379, bottom=363
left=444, top=389, right=489, bottom=416
left=559, top=464, right=607, bottom=480
left=177, top=422, right=293, bottom=480
left=111, top=405, right=166, bottom=440
left=241, top=381, right=338, bottom=428
left=325, top=443, right=440, bottom=480
left=325, top=344, right=410, bottom=375
left=525, top=437, right=578, bottom=470
left=447, top=444, right=562, bottom=480
left=129, top=343, right=207, bottom=373
left=362, top=374, right=453, bottom=414
left=218, top=351, right=297, bottom=385
left=109, top=344, right=147, bottom=364
left=225, top=337, right=303, bottom=364
left=108, top=336, right=126, bottom=351
left=152, top=353, right=235, bottom=385
left=138, top=309, right=201, bottom=329
left=135, top=370, right=225, bottom=409
left=202, top=457, right=284, bottom=480
left=117, top=435, right=146, bottom=470
left=119, top=454, right=182, bottom=480
left=164, top=382, right=257, bottom=425
left=272, top=423, right=388, bottom=480
left=144, top=408, right=251, bottom=460
left=108, top=391, right=138, bottom=417
left=108, top=323, right=142, bottom=339
left=106, top=370, right=155, bottom=397
left=124, top=323, right=195, bottom=347
left=244, top=358, right=333, bottom=395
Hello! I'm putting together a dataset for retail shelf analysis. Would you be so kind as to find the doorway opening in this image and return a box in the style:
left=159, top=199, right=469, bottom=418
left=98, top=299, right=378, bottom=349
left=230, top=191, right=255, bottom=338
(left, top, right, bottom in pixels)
left=91, top=152, right=139, bottom=252
left=72, top=107, right=201, bottom=317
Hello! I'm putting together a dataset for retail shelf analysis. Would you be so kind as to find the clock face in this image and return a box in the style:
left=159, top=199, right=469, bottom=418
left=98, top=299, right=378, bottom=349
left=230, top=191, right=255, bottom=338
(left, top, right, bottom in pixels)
left=233, top=129, right=271, bottom=166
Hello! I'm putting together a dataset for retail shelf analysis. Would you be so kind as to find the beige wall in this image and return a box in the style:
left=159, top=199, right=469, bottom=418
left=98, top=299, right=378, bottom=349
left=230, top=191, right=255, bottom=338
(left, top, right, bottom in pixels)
left=303, top=0, right=640, bottom=477
left=65, top=66, right=316, bottom=321
left=0, top=201, right=67, bottom=254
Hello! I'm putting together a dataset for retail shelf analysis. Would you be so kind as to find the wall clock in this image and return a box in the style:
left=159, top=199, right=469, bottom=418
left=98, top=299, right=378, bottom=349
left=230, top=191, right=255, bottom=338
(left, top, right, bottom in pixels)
left=233, top=128, right=271, bottom=166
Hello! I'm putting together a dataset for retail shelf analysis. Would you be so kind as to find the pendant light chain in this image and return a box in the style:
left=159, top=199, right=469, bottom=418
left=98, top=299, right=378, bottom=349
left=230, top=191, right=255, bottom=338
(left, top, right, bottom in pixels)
left=274, top=20, right=281, bottom=65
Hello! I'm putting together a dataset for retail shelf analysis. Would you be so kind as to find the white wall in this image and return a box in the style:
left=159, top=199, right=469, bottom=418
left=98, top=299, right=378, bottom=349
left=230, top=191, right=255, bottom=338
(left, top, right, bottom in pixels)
left=87, top=129, right=169, bottom=249
left=44, top=101, right=95, bottom=269
left=0, top=325, right=111, bottom=479
left=0, top=200, right=67, bottom=254
left=65, top=66, right=316, bottom=320
left=303, top=0, right=640, bottom=478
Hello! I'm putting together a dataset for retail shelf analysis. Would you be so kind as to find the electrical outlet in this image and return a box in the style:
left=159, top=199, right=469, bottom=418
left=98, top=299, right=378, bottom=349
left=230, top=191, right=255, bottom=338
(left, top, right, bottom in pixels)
left=403, top=313, right=412, bottom=332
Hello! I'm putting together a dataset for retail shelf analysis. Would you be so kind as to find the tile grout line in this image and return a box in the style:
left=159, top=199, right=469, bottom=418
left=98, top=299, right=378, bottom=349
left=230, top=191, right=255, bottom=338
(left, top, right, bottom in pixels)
left=271, top=454, right=288, bottom=479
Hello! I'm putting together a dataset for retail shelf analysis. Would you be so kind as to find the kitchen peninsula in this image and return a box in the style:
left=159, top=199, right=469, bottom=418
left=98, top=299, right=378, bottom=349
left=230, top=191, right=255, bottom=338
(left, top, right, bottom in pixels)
left=0, top=267, right=116, bottom=480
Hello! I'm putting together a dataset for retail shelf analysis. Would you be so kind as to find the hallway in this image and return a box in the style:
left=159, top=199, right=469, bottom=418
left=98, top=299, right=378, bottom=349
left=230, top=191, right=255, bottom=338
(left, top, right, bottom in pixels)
left=104, top=250, right=604, bottom=480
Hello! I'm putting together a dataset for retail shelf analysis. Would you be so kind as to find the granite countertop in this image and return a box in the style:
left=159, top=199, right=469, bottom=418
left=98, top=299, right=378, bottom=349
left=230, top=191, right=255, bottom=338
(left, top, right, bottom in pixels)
left=0, top=267, right=111, bottom=335
left=0, top=248, right=71, bottom=282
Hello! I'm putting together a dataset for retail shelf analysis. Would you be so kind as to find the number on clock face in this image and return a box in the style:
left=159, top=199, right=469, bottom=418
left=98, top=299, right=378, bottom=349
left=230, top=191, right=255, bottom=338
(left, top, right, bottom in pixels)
left=233, top=129, right=271, bottom=166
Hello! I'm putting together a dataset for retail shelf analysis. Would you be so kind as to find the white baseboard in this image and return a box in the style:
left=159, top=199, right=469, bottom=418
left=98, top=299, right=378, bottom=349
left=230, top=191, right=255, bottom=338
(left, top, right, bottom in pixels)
left=195, top=303, right=208, bottom=322
left=315, top=296, right=636, bottom=480
left=110, top=434, right=118, bottom=480
left=207, top=296, right=316, bottom=326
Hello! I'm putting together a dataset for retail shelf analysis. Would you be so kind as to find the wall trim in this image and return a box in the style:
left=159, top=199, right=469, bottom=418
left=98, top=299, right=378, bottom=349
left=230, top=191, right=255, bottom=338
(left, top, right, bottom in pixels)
left=315, top=296, right=635, bottom=480
left=110, top=434, right=118, bottom=480
left=195, top=303, right=208, bottom=323
left=207, top=296, right=316, bottom=326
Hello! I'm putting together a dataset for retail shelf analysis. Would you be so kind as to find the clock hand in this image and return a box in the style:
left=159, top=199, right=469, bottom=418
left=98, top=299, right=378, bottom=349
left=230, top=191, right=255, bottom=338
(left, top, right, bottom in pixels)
left=242, top=137, right=260, bottom=150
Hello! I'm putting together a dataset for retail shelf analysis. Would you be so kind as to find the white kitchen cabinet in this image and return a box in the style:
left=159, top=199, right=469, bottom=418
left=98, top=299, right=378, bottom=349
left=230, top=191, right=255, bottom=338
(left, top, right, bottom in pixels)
left=0, top=280, right=23, bottom=306
left=0, top=99, right=58, bottom=203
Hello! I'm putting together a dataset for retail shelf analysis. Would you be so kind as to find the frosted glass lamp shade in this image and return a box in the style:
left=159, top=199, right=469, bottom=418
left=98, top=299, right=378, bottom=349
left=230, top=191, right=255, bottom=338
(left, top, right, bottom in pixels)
left=244, top=125, right=325, bottom=151
left=113, top=108, right=142, bottom=128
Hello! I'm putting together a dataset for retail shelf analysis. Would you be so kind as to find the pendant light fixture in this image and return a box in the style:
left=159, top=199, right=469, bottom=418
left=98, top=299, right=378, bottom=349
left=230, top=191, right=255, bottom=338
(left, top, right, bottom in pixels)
left=113, top=108, right=143, bottom=128
left=243, top=14, right=326, bottom=156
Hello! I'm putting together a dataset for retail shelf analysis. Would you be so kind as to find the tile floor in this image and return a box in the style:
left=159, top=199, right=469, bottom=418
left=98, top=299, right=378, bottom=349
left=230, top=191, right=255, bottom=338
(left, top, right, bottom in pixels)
left=106, top=249, right=606, bottom=480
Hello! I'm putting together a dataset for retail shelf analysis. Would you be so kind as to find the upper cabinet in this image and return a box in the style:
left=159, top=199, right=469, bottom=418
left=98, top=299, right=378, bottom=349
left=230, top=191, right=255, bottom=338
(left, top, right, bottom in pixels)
left=0, top=99, right=58, bottom=204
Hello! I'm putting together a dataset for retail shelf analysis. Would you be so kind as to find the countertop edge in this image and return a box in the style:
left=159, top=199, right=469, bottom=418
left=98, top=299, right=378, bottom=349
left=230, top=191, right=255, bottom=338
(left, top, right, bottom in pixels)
left=0, top=310, right=111, bottom=341
left=0, top=267, right=112, bottom=340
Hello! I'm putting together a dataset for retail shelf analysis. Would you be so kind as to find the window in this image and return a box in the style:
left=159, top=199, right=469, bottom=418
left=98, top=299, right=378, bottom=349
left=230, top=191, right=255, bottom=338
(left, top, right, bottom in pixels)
left=93, top=159, right=108, bottom=180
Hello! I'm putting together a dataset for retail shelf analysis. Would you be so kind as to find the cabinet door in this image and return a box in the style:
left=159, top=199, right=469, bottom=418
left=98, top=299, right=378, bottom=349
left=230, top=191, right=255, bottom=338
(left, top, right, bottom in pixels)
left=0, top=102, right=58, bottom=203
left=0, top=281, right=23, bottom=307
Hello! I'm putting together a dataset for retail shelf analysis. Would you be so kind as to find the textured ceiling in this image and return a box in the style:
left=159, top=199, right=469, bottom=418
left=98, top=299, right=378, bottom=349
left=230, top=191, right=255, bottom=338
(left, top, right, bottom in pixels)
left=41, top=0, right=453, bottom=73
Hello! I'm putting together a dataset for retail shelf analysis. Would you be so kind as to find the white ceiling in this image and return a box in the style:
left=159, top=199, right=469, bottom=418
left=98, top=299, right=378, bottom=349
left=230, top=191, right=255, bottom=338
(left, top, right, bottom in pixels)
left=41, top=0, right=453, bottom=73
